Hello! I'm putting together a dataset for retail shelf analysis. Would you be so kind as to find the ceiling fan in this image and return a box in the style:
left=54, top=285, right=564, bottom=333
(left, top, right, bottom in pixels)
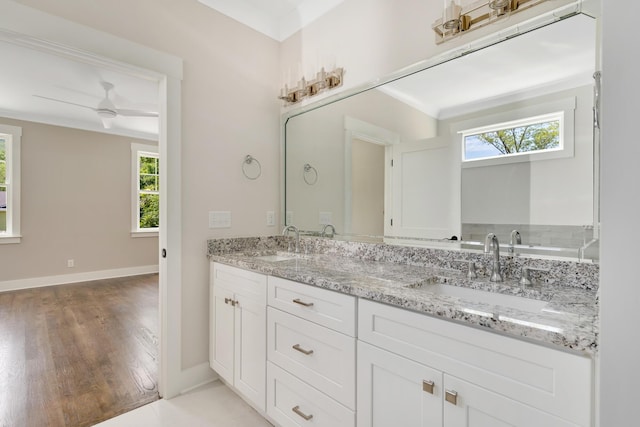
left=34, top=81, right=158, bottom=129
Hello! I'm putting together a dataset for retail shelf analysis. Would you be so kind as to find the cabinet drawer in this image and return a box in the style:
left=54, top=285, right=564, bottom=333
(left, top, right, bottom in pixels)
left=267, top=276, right=356, bottom=336
left=267, top=362, right=355, bottom=427
left=268, top=307, right=356, bottom=409
left=358, top=299, right=592, bottom=426
left=212, top=262, right=266, bottom=303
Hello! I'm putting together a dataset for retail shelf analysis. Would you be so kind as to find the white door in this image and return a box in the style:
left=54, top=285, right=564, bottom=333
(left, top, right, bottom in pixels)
left=357, top=341, right=443, bottom=427
left=443, top=375, right=578, bottom=427
left=388, top=137, right=460, bottom=239
left=210, top=286, right=235, bottom=384
left=234, top=294, right=266, bottom=411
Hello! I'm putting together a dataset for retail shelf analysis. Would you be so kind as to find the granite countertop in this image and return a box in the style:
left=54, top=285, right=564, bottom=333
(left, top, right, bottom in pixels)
left=209, top=249, right=598, bottom=355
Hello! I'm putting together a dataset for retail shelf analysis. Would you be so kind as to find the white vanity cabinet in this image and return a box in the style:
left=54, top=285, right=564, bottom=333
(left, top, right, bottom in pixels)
left=266, top=276, right=357, bottom=427
left=357, top=299, right=593, bottom=427
left=210, top=262, right=267, bottom=412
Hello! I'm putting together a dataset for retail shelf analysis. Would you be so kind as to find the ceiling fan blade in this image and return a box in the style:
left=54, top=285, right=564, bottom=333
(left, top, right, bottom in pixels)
left=33, top=95, right=97, bottom=111
left=115, top=108, right=159, bottom=118
left=100, top=117, right=114, bottom=129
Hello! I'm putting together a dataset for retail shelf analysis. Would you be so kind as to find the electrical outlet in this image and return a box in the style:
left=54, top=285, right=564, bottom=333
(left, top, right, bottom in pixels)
left=266, top=211, right=275, bottom=227
left=286, top=211, right=294, bottom=225
left=319, top=211, right=332, bottom=225
left=67, top=259, right=75, bottom=268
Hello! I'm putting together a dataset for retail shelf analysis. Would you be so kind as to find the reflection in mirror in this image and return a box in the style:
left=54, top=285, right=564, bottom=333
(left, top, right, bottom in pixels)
left=285, top=13, right=598, bottom=261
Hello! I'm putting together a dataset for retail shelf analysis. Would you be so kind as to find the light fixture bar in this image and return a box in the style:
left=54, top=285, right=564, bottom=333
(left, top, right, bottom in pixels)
left=433, top=0, right=550, bottom=44
left=278, top=67, right=345, bottom=105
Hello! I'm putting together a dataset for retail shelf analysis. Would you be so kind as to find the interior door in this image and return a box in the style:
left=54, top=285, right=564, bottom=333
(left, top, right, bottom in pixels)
left=388, top=136, right=460, bottom=239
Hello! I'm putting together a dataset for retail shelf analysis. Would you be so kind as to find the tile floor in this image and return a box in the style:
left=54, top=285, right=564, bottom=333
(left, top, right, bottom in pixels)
left=93, top=381, right=273, bottom=427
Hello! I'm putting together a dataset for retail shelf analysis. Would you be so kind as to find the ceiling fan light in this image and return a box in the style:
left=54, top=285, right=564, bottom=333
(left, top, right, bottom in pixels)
left=96, top=108, right=117, bottom=118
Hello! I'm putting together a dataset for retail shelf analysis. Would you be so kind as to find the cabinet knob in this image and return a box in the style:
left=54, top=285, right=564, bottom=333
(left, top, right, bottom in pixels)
left=292, top=298, right=314, bottom=307
left=422, top=380, right=435, bottom=394
left=292, top=344, right=314, bottom=355
left=445, top=390, right=458, bottom=405
left=224, top=298, right=231, bottom=305
left=292, top=405, right=313, bottom=421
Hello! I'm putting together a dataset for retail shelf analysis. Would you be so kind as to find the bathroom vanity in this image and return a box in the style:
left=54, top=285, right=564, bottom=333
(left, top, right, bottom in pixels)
left=208, top=236, right=597, bottom=427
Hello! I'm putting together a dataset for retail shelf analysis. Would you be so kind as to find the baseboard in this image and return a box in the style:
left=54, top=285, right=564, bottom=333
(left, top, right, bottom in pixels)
left=179, top=363, right=217, bottom=395
left=0, top=265, right=159, bottom=293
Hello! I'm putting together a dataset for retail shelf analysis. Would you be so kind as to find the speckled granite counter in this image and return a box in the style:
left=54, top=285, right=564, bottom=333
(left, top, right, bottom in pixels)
left=208, top=236, right=598, bottom=355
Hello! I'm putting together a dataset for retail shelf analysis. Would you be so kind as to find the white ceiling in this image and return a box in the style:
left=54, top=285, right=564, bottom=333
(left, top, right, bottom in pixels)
left=0, top=41, right=160, bottom=140
left=378, top=14, right=597, bottom=119
left=197, top=0, right=344, bottom=41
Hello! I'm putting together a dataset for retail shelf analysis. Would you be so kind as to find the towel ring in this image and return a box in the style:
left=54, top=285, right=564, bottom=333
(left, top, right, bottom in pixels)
left=242, top=155, right=261, bottom=180
left=303, top=163, right=318, bottom=185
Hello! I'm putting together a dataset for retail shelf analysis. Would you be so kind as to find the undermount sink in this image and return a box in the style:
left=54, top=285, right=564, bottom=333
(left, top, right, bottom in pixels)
left=409, top=282, right=549, bottom=314
left=255, top=252, right=303, bottom=262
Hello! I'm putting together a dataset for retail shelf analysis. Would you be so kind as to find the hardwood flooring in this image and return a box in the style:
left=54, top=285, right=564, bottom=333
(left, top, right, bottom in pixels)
left=0, top=274, right=159, bottom=427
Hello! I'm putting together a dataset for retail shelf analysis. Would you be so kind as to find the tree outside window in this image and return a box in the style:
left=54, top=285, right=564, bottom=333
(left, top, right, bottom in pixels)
left=0, top=138, right=6, bottom=232
left=138, top=153, right=159, bottom=230
left=463, top=114, right=561, bottom=161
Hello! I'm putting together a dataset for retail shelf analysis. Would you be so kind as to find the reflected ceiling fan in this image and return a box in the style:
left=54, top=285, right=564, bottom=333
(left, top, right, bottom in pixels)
left=34, top=81, right=158, bottom=129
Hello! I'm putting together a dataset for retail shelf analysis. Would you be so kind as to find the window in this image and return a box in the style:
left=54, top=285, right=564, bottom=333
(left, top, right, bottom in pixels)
left=0, top=124, right=21, bottom=244
left=131, top=143, right=159, bottom=235
left=456, top=97, right=576, bottom=169
left=462, top=112, right=563, bottom=162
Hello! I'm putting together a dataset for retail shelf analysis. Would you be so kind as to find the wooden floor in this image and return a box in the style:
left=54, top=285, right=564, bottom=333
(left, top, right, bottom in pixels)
left=0, top=274, right=159, bottom=427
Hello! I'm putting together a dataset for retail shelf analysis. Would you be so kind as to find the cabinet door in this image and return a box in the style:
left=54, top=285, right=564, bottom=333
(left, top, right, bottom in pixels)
left=357, top=341, right=442, bottom=427
left=210, top=285, right=235, bottom=384
left=443, top=375, right=579, bottom=427
left=234, top=294, right=266, bottom=412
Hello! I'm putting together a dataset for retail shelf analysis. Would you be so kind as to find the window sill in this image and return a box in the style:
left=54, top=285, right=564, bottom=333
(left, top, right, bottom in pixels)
left=131, top=231, right=159, bottom=238
left=0, top=235, right=22, bottom=244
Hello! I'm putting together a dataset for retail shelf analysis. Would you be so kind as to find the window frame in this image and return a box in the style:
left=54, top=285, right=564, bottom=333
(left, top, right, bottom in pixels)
left=0, top=124, right=22, bottom=244
left=456, top=97, right=576, bottom=169
left=131, top=143, right=159, bottom=237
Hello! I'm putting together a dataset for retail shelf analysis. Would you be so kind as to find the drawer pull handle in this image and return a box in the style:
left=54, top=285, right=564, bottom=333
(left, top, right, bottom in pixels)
left=292, top=344, right=314, bottom=355
left=422, top=380, right=435, bottom=394
left=293, top=298, right=314, bottom=307
left=445, top=390, right=458, bottom=405
left=292, top=405, right=313, bottom=421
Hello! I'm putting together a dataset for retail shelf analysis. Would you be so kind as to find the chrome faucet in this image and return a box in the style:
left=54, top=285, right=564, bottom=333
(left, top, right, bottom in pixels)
left=282, top=225, right=300, bottom=253
left=509, top=229, right=521, bottom=254
left=484, top=233, right=503, bottom=282
left=321, top=223, right=336, bottom=238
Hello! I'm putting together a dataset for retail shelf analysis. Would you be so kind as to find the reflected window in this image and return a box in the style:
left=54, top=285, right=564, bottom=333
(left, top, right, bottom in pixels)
left=462, top=113, right=563, bottom=162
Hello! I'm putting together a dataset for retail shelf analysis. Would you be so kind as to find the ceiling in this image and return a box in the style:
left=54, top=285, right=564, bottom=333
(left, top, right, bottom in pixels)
left=0, top=40, right=160, bottom=141
left=197, top=0, right=344, bottom=41
left=378, top=14, right=596, bottom=119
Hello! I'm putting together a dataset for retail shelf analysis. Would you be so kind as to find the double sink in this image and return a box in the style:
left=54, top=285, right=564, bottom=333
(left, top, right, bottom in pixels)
left=255, top=251, right=550, bottom=316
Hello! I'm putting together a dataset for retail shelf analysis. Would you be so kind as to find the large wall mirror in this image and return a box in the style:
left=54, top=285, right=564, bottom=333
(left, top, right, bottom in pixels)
left=285, top=12, right=598, bottom=261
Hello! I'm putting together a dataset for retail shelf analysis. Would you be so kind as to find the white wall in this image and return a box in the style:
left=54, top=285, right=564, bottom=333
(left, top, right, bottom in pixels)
left=0, top=117, right=158, bottom=285
left=13, top=0, right=281, bottom=371
left=598, top=2, right=640, bottom=425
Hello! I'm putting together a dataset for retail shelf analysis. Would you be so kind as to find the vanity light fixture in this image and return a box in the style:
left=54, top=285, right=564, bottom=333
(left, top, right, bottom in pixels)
left=278, top=67, right=345, bottom=105
left=433, top=0, right=549, bottom=44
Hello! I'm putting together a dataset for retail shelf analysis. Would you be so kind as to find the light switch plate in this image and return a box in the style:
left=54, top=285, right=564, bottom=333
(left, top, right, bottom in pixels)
left=209, top=211, right=231, bottom=228
left=266, top=211, right=275, bottom=227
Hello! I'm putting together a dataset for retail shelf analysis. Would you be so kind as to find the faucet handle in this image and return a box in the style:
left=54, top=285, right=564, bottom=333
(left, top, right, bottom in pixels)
left=519, top=266, right=550, bottom=287
left=454, top=259, right=477, bottom=280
